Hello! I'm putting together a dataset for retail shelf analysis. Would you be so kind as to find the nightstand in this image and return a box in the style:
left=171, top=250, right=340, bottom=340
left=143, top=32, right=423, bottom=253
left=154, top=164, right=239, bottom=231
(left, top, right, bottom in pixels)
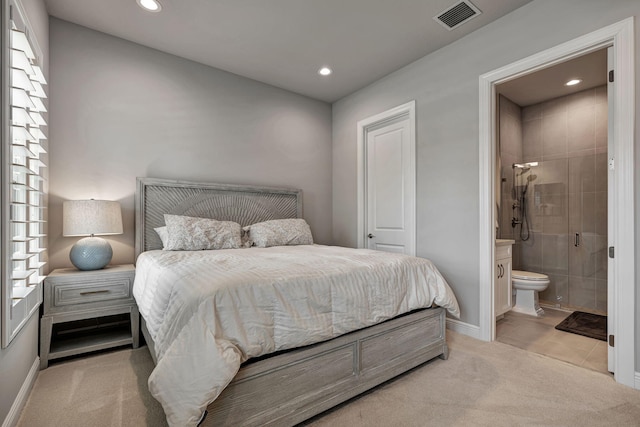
left=40, top=264, right=139, bottom=369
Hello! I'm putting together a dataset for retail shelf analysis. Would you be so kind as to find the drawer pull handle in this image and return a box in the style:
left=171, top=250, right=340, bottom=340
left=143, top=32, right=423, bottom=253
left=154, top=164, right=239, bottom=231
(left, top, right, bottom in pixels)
left=79, top=290, right=110, bottom=296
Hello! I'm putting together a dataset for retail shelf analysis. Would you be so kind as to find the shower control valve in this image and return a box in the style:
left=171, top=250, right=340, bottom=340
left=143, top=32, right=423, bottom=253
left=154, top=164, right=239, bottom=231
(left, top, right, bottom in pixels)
left=511, top=217, right=521, bottom=228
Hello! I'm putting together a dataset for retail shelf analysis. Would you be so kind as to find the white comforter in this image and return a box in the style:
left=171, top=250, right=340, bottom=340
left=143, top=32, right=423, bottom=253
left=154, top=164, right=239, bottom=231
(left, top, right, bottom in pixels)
left=133, top=245, right=460, bottom=426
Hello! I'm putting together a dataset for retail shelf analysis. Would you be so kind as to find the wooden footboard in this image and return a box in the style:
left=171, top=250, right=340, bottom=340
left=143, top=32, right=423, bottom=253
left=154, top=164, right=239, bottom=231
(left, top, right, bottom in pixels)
left=138, top=308, right=448, bottom=427
left=141, top=307, right=447, bottom=426
left=141, top=307, right=447, bottom=427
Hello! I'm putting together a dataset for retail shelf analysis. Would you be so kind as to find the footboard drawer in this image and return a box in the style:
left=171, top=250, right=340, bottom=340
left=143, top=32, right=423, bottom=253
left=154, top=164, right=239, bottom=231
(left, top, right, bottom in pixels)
left=210, top=343, right=357, bottom=425
left=360, top=310, right=443, bottom=375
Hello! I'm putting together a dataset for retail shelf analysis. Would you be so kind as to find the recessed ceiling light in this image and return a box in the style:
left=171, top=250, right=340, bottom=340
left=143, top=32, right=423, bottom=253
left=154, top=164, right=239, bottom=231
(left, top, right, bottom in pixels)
left=137, top=0, right=162, bottom=12
left=318, top=67, right=332, bottom=76
left=565, top=79, right=582, bottom=86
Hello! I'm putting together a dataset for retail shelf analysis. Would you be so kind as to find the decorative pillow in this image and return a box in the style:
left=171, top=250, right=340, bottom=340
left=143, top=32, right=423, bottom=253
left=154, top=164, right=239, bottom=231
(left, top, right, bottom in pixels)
left=244, top=218, right=313, bottom=248
left=163, top=214, right=242, bottom=250
left=154, top=226, right=169, bottom=248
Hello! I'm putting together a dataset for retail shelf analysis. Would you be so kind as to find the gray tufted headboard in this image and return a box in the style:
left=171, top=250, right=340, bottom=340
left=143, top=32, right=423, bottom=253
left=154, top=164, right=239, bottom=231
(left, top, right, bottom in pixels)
left=135, top=177, right=303, bottom=259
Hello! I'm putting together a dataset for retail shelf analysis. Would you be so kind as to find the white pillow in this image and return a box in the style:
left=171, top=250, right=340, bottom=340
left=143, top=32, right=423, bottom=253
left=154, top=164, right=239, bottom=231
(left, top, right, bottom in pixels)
left=154, top=226, right=169, bottom=248
left=244, top=218, right=313, bottom=248
left=163, top=214, right=242, bottom=251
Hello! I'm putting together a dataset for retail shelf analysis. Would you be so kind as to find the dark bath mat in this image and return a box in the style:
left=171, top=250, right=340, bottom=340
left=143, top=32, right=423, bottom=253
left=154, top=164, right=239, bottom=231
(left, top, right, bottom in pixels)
left=555, top=311, right=607, bottom=342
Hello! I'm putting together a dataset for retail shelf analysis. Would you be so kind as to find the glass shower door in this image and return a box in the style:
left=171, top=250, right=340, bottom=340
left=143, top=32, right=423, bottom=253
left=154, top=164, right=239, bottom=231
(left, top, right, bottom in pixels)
left=527, top=154, right=608, bottom=314
left=567, top=153, right=608, bottom=313
left=523, top=159, right=570, bottom=308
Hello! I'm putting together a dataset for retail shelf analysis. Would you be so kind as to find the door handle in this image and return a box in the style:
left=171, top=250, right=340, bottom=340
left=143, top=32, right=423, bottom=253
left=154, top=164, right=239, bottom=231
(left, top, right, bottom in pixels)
left=574, top=233, right=580, bottom=247
left=367, top=233, right=375, bottom=239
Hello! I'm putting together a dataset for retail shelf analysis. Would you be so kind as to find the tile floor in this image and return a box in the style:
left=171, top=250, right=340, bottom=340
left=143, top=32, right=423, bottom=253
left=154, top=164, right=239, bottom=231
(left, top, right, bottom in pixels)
left=496, top=306, right=610, bottom=375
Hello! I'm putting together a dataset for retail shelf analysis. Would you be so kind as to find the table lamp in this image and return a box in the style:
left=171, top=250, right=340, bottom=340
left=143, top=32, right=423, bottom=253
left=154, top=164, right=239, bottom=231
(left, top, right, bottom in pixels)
left=63, top=199, right=123, bottom=270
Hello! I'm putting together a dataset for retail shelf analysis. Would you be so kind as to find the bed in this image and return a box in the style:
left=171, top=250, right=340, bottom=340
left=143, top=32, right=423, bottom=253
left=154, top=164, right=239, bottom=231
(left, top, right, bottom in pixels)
left=134, top=177, right=460, bottom=427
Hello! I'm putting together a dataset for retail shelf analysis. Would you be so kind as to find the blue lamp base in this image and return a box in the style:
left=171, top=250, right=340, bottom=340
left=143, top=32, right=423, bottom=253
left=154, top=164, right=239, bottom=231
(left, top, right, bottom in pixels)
left=70, top=236, right=113, bottom=270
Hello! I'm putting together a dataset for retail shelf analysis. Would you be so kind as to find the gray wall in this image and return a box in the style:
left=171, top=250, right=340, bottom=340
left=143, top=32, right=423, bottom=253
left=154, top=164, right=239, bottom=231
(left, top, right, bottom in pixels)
left=1, top=0, right=48, bottom=423
left=48, top=19, right=333, bottom=269
left=332, top=0, right=640, bottom=354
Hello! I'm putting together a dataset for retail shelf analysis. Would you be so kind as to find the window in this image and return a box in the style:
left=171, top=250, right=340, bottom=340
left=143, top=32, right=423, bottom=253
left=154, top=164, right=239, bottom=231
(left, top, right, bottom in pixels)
left=2, top=0, right=47, bottom=347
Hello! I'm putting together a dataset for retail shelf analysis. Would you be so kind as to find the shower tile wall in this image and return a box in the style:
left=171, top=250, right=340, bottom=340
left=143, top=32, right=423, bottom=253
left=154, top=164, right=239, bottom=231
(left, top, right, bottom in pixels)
left=499, top=86, right=608, bottom=314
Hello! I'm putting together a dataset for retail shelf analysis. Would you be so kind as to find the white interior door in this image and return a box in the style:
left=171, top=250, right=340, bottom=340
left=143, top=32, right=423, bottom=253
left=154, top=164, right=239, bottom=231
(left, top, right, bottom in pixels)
left=361, top=105, right=415, bottom=255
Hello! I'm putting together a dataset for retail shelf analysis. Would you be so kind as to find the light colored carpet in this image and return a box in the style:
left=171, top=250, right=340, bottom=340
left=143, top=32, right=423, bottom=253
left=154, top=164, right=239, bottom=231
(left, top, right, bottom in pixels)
left=17, top=346, right=167, bottom=427
left=17, top=331, right=640, bottom=426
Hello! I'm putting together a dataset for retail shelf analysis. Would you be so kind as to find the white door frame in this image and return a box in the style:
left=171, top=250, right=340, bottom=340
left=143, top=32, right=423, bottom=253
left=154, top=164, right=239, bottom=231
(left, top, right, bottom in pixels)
left=357, top=101, right=416, bottom=254
left=478, top=18, right=635, bottom=387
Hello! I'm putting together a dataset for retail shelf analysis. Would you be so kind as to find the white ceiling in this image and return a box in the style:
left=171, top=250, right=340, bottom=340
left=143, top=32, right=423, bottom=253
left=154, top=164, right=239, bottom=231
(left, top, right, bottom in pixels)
left=498, top=48, right=608, bottom=107
left=44, top=0, right=533, bottom=102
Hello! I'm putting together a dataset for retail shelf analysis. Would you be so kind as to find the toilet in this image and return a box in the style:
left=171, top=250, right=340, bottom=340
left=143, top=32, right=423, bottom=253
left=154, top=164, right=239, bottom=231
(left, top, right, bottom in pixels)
left=511, top=270, right=550, bottom=317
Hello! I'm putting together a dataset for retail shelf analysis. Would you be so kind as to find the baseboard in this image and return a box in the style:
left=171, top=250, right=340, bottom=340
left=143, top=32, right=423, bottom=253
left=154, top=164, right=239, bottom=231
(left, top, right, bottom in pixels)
left=446, top=318, right=482, bottom=340
left=634, top=372, right=640, bottom=390
left=539, top=303, right=573, bottom=313
left=2, top=357, right=39, bottom=427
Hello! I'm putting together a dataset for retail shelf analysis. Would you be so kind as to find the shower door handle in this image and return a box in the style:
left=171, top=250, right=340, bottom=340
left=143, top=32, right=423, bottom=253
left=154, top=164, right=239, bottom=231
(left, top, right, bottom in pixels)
left=574, top=233, right=580, bottom=247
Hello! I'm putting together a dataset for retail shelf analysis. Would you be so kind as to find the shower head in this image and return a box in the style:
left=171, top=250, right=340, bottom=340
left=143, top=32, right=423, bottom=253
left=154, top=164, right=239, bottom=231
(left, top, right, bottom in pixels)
left=513, top=162, right=538, bottom=175
left=521, top=173, right=537, bottom=196
left=513, top=162, right=539, bottom=170
left=513, top=164, right=530, bottom=176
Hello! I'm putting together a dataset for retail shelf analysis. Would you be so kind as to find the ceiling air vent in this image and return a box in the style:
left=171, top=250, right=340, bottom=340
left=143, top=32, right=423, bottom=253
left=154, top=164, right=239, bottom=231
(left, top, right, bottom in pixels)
left=434, top=0, right=482, bottom=31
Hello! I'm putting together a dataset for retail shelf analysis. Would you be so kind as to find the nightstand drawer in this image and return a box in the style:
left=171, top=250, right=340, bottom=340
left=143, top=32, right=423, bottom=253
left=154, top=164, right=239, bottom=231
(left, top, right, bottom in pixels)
left=54, top=279, right=132, bottom=307
left=43, top=265, right=136, bottom=316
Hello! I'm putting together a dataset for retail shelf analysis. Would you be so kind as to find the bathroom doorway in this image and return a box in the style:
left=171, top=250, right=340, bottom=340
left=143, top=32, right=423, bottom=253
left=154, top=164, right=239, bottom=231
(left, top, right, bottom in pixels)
left=478, top=18, right=635, bottom=387
left=496, top=49, right=608, bottom=315
left=494, top=49, right=609, bottom=372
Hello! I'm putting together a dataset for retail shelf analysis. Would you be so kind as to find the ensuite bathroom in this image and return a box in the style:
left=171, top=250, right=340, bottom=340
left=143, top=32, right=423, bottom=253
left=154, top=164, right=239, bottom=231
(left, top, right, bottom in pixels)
left=494, top=48, right=610, bottom=374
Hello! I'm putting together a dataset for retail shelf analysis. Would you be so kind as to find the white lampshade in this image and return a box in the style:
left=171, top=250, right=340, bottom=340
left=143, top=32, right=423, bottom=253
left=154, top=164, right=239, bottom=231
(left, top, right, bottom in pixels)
left=63, top=200, right=123, bottom=237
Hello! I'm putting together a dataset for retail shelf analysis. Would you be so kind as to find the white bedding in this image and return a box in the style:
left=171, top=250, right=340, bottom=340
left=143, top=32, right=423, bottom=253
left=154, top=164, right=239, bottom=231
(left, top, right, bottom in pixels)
left=133, top=244, right=460, bottom=426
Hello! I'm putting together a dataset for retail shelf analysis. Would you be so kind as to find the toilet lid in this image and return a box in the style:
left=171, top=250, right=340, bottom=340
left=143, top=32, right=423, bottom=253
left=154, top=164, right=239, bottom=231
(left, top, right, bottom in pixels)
left=512, top=270, right=549, bottom=281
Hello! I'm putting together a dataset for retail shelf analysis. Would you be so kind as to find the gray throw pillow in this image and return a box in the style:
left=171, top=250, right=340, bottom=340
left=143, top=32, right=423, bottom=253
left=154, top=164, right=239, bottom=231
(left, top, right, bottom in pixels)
left=163, top=214, right=242, bottom=250
left=244, top=218, right=313, bottom=248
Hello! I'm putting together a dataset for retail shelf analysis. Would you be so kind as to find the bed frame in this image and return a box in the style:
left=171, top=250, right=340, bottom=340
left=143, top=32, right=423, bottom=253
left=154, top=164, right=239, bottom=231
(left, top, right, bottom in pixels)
left=135, top=177, right=449, bottom=426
